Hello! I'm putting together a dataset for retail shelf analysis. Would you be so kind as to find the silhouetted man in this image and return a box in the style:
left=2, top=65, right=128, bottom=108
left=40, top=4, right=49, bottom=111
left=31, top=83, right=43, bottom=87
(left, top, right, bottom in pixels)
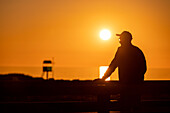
left=102, top=31, right=147, bottom=113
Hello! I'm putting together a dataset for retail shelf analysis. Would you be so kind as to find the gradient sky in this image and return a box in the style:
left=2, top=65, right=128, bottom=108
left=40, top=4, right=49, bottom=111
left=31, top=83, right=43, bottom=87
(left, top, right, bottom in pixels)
left=0, top=0, right=170, bottom=68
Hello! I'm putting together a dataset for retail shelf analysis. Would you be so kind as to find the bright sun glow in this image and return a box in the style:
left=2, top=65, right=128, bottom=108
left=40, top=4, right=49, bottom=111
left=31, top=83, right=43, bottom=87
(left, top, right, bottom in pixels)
left=100, top=29, right=111, bottom=40
left=99, top=66, right=110, bottom=81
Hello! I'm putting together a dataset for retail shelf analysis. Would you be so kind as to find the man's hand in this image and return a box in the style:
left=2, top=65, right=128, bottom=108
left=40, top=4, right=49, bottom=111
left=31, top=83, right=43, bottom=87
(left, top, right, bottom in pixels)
left=93, top=78, right=105, bottom=82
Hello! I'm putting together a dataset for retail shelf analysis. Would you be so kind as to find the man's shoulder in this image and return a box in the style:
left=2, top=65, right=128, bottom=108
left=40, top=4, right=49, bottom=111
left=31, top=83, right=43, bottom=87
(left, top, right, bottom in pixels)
left=132, top=45, right=139, bottom=49
left=118, top=45, right=140, bottom=50
left=132, top=45, right=142, bottom=51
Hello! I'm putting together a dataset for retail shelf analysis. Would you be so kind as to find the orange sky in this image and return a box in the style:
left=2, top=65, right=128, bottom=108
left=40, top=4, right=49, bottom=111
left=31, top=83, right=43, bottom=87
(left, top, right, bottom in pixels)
left=0, top=0, right=170, bottom=69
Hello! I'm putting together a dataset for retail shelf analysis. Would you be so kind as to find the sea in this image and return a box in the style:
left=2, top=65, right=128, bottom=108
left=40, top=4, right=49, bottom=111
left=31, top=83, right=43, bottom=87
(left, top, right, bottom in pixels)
left=0, top=66, right=170, bottom=80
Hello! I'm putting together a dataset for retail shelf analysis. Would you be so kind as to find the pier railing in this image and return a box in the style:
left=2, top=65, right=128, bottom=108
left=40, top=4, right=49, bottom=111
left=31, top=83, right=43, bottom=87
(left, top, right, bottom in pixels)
left=0, top=77, right=170, bottom=112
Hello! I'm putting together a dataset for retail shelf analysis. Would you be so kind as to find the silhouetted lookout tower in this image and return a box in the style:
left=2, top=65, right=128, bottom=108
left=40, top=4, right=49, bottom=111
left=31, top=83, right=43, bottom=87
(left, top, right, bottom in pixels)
left=42, top=60, right=53, bottom=79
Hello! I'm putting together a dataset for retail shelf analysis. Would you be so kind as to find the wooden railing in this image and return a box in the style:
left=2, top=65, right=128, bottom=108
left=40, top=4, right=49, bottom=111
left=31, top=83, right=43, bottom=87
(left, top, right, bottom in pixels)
left=0, top=79, right=170, bottom=113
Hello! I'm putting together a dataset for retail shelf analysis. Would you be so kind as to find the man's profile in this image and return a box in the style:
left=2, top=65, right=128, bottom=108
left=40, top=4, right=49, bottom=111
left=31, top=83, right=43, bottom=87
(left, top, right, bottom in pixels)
left=101, top=31, right=147, bottom=112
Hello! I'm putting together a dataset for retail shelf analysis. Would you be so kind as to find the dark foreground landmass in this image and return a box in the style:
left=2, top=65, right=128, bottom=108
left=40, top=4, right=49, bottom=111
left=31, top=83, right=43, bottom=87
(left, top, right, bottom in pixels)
left=0, top=73, right=170, bottom=113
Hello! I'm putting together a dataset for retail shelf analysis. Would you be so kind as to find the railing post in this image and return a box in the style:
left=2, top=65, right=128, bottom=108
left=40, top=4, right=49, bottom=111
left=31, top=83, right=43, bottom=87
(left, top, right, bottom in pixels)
left=97, top=88, right=110, bottom=113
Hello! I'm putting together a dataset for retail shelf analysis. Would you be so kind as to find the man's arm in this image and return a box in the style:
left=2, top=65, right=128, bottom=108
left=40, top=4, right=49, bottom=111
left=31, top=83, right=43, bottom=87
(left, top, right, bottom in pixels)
left=102, top=48, right=119, bottom=80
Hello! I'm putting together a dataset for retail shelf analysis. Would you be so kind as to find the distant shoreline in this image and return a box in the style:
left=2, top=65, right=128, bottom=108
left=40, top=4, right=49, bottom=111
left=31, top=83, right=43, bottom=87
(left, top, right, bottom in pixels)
left=0, top=67, right=170, bottom=80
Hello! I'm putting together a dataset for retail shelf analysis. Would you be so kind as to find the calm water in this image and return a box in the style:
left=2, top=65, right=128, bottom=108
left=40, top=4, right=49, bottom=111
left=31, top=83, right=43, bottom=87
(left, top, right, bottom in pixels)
left=0, top=66, right=170, bottom=80
left=0, top=66, right=99, bottom=80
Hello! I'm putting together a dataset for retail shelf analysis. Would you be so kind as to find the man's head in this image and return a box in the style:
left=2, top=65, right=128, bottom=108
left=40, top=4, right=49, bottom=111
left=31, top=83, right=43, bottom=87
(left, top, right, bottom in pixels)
left=116, top=31, right=132, bottom=46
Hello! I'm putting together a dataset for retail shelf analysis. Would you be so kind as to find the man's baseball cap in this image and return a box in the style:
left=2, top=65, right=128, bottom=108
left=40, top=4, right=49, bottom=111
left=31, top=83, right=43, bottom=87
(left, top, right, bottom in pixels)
left=116, top=31, right=132, bottom=40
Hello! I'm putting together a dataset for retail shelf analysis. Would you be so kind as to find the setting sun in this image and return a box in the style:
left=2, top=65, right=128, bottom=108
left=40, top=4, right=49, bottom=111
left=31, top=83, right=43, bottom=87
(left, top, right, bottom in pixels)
left=100, top=29, right=111, bottom=40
